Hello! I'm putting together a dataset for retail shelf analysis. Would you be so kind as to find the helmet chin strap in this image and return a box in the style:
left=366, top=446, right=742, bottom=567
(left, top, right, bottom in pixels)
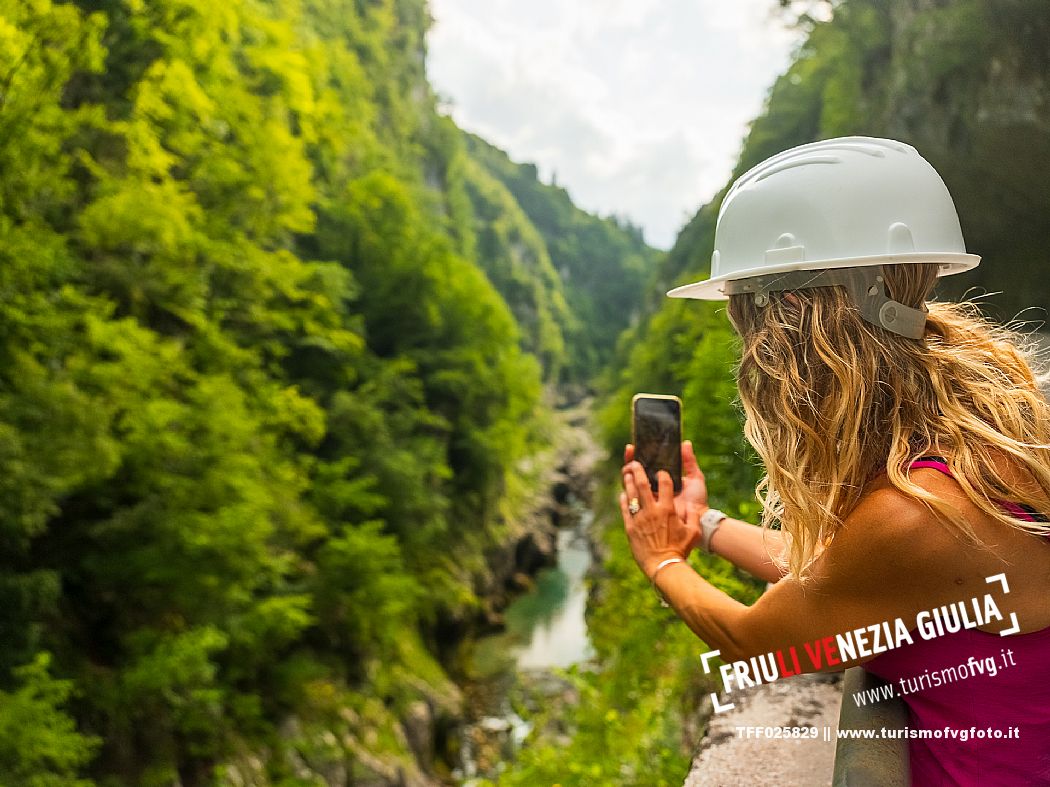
left=722, top=265, right=928, bottom=339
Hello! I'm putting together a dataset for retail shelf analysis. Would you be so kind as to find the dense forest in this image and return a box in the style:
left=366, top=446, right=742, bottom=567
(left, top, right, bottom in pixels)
left=0, top=0, right=653, bottom=784
left=2, top=0, right=1049, bottom=785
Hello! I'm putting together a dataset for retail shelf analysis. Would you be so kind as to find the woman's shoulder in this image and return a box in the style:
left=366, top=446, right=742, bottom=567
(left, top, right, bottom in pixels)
left=841, top=462, right=1050, bottom=632
left=855, top=450, right=1044, bottom=545
left=829, top=475, right=962, bottom=585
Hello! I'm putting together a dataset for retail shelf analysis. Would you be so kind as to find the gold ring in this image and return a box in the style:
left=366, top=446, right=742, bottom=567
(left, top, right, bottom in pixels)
left=628, top=498, right=641, bottom=515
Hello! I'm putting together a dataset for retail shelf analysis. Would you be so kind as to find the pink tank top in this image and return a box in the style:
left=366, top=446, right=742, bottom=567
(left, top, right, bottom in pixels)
left=863, top=456, right=1050, bottom=784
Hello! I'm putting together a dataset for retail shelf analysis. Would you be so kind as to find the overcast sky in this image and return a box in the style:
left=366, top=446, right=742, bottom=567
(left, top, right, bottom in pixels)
left=426, top=1, right=805, bottom=249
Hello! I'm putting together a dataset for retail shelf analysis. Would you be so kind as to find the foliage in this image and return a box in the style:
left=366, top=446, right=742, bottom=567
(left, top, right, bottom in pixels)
left=0, top=653, right=100, bottom=787
left=465, top=133, right=657, bottom=385
left=457, top=146, right=573, bottom=380
left=0, top=0, right=650, bottom=782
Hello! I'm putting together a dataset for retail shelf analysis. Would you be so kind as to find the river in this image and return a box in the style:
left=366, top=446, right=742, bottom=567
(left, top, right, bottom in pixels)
left=452, top=403, right=600, bottom=783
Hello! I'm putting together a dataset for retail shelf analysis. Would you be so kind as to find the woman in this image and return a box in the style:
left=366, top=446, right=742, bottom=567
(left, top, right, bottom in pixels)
left=619, top=137, right=1050, bottom=785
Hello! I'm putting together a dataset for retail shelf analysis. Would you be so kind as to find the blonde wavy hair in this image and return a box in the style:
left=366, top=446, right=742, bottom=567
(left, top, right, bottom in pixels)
left=726, top=262, right=1050, bottom=580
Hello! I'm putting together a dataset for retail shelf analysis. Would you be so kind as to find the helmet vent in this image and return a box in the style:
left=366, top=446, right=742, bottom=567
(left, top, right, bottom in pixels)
left=754, top=155, right=839, bottom=183
left=887, top=221, right=915, bottom=253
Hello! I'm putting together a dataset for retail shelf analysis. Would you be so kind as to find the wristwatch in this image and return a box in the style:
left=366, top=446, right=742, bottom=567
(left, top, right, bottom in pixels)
left=700, top=508, right=727, bottom=553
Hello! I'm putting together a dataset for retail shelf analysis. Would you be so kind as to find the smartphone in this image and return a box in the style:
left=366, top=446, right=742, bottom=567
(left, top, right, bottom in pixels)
left=631, top=393, right=683, bottom=495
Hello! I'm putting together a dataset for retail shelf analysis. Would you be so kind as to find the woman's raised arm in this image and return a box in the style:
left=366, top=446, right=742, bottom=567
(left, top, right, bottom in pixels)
left=619, top=461, right=1007, bottom=669
left=707, top=517, right=786, bottom=584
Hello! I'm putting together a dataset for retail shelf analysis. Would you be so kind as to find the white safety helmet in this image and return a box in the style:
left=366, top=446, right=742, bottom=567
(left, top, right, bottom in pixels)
left=667, top=136, right=981, bottom=338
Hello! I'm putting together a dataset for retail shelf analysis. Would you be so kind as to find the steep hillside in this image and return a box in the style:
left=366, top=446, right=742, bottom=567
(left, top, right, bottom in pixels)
left=454, top=141, right=575, bottom=381
left=0, top=0, right=651, bottom=784
left=465, top=134, right=656, bottom=385
left=661, top=0, right=1050, bottom=319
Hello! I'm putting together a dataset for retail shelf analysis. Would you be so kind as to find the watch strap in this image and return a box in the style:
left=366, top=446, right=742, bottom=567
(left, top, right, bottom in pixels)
left=700, top=508, right=727, bottom=553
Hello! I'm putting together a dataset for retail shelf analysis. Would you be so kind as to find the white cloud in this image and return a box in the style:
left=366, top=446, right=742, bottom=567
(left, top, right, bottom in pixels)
left=428, top=1, right=803, bottom=248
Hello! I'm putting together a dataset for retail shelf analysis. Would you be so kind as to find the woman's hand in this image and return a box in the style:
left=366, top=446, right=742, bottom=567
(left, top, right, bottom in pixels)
left=619, top=458, right=704, bottom=580
left=624, top=440, right=708, bottom=524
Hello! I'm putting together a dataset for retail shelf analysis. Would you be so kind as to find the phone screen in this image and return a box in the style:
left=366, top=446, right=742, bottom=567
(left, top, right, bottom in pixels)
left=632, top=395, right=682, bottom=494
